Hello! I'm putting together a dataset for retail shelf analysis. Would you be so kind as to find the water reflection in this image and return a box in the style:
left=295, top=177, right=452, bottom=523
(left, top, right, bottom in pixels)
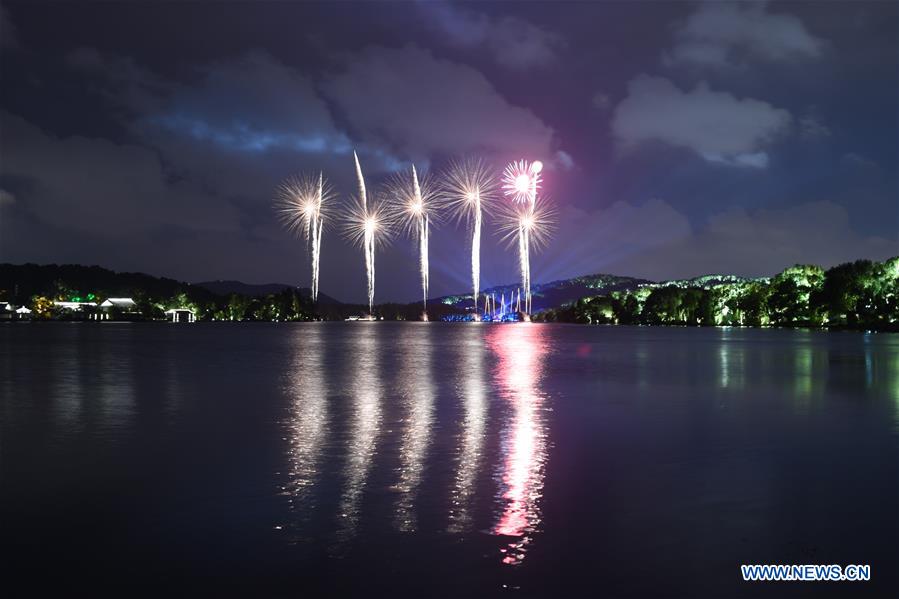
left=49, top=328, right=135, bottom=434
left=448, top=327, right=488, bottom=533
left=394, top=325, right=436, bottom=532
left=488, top=324, right=550, bottom=566
left=863, top=333, right=873, bottom=389
left=790, top=338, right=827, bottom=413
left=161, top=350, right=185, bottom=420
left=336, top=325, right=383, bottom=542
left=52, top=337, right=87, bottom=432
left=95, top=330, right=135, bottom=432
left=717, top=329, right=745, bottom=391
left=889, top=349, right=899, bottom=432
left=283, top=325, right=329, bottom=517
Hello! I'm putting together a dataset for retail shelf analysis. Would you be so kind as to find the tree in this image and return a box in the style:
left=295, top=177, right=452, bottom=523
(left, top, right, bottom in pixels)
left=769, top=265, right=825, bottom=325
left=30, top=295, right=54, bottom=319
left=643, top=286, right=683, bottom=324
left=698, top=288, right=720, bottom=326
left=226, top=294, right=250, bottom=321
left=680, top=288, right=704, bottom=325
left=813, top=260, right=876, bottom=327
left=611, top=292, right=640, bottom=324
left=737, top=283, right=770, bottom=326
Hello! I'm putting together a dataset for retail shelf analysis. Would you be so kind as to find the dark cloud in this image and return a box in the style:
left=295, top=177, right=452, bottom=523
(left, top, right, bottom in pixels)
left=68, top=48, right=350, bottom=156
left=0, top=110, right=241, bottom=237
left=417, top=0, right=563, bottom=70
left=535, top=199, right=896, bottom=282
left=840, top=152, right=879, bottom=172
left=798, top=115, right=830, bottom=140
left=591, top=92, right=612, bottom=111
left=66, top=47, right=168, bottom=115
left=612, top=75, right=792, bottom=168
left=663, top=1, right=824, bottom=68
left=0, top=4, right=17, bottom=49
left=321, top=44, right=559, bottom=162
left=149, top=51, right=348, bottom=155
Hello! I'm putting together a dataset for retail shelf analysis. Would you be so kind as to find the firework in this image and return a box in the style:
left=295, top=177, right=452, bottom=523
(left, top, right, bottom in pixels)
left=387, top=165, right=441, bottom=320
left=502, top=159, right=542, bottom=204
left=275, top=172, right=335, bottom=302
left=343, top=152, right=392, bottom=317
left=495, top=193, right=555, bottom=312
left=443, top=158, right=498, bottom=319
left=500, top=160, right=553, bottom=315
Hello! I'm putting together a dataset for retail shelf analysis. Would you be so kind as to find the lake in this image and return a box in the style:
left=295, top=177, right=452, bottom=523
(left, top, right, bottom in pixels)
left=1, top=323, right=897, bottom=597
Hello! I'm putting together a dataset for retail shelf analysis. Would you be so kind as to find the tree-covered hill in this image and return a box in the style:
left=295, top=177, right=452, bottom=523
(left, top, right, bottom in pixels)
left=0, top=263, right=217, bottom=305
left=535, top=258, right=899, bottom=332
left=3, top=258, right=897, bottom=328
left=0, top=263, right=316, bottom=321
left=436, top=273, right=651, bottom=312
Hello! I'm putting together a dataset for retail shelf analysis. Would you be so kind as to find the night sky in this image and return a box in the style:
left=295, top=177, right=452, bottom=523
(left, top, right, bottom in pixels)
left=0, top=1, right=896, bottom=303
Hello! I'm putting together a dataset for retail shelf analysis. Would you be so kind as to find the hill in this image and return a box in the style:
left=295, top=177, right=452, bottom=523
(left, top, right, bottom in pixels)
left=0, top=263, right=217, bottom=305
left=195, top=280, right=341, bottom=304
left=6, top=261, right=892, bottom=328
left=436, top=273, right=651, bottom=312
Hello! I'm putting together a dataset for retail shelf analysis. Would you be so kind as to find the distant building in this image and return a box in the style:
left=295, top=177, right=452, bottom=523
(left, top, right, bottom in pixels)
left=0, top=303, right=31, bottom=320
left=52, top=301, right=99, bottom=321
left=165, top=308, right=196, bottom=323
left=99, top=297, right=139, bottom=320
left=53, top=301, right=97, bottom=311
left=100, top=298, right=136, bottom=310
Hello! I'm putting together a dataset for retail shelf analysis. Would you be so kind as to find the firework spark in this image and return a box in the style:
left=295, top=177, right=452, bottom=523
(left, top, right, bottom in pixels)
left=343, top=151, right=392, bottom=317
left=502, top=159, right=542, bottom=204
left=443, top=158, right=498, bottom=319
left=275, top=172, right=335, bottom=302
left=386, top=165, right=441, bottom=320
left=500, top=160, right=552, bottom=315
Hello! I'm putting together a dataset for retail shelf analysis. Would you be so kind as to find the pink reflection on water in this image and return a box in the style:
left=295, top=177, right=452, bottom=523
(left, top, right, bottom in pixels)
left=488, top=323, right=549, bottom=566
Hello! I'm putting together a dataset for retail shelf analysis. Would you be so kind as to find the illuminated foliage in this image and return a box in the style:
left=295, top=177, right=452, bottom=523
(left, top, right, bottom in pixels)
left=536, top=257, right=898, bottom=331
left=30, top=295, right=54, bottom=318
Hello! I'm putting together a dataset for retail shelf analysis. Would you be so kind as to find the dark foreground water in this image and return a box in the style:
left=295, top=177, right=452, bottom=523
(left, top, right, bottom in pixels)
left=1, top=323, right=897, bottom=597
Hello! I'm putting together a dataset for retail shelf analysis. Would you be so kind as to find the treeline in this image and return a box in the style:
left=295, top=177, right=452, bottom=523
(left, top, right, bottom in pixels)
left=0, top=263, right=319, bottom=321
left=534, top=258, right=899, bottom=332
left=0, top=263, right=466, bottom=321
left=160, top=290, right=316, bottom=321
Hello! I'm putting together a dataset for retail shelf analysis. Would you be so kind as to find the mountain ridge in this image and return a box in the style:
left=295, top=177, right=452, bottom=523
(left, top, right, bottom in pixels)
left=0, top=262, right=769, bottom=311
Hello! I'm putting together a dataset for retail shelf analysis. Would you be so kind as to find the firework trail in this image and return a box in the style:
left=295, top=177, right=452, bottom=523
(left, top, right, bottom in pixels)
left=343, top=151, right=391, bottom=317
left=501, top=160, right=550, bottom=315
left=275, top=172, right=334, bottom=302
left=444, top=158, right=498, bottom=319
left=387, top=164, right=440, bottom=320
left=498, top=160, right=555, bottom=316
left=413, top=167, right=430, bottom=320
left=518, top=225, right=529, bottom=314
left=356, top=152, right=374, bottom=315
left=311, top=173, right=324, bottom=302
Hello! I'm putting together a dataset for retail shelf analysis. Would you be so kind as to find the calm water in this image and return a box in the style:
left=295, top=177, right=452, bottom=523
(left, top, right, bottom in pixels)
left=1, top=323, right=897, bottom=597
